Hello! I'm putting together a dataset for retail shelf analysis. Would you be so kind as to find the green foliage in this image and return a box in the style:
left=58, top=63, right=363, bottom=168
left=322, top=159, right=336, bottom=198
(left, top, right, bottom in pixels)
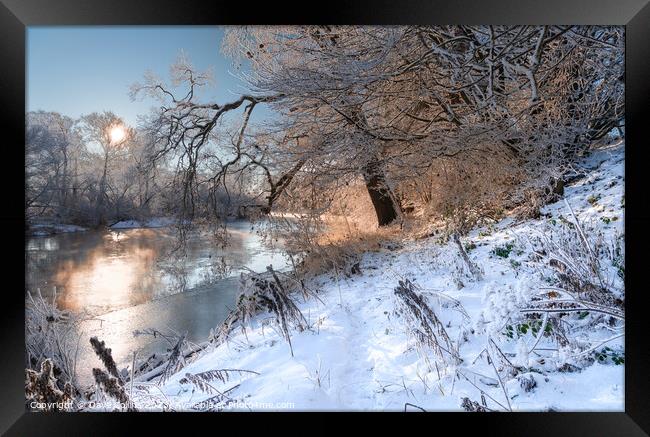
left=493, top=242, right=514, bottom=258
left=600, top=215, right=618, bottom=225
left=593, top=347, right=624, bottom=365
left=465, top=242, right=477, bottom=252
left=478, top=224, right=496, bottom=238
left=612, top=257, right=624, bottom=280
left=504, top=319, right=552, bottom=339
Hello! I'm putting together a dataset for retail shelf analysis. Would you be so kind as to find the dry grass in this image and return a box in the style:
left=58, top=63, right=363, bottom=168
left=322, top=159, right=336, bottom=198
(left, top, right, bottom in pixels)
left=25, top=290, right=86, bottom=398
left=290, top=213, right=403, bottom=279
left=264, top=143, right=533, bottom=283
left=393, top=279, right=461, bottom=369
left=212, top=266, right=312, bottom=357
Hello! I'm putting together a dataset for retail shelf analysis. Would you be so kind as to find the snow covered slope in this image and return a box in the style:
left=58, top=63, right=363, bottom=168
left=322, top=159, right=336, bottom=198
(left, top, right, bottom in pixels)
left=133, top=143, right=624, bottom=412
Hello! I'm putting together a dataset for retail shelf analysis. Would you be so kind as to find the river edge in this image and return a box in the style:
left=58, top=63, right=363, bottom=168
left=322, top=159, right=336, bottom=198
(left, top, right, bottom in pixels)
left=26, top=219, right=290, bottom=389
left=128, top=144, right=625, bottom=412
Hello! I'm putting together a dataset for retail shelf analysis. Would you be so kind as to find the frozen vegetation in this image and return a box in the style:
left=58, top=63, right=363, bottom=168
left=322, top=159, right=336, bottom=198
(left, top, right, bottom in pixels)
left=25, top=25, right=625, bottom=413
left=27, top=217, right=176, bottom=236
left=116, top=143, right=623, bottom=412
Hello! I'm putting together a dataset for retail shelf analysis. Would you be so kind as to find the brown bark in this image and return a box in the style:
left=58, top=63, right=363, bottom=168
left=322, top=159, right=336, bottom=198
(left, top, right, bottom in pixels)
left=361, top=159, right=401, bottom=226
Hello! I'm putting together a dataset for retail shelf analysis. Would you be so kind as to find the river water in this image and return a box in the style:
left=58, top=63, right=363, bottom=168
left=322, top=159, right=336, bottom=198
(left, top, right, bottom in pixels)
left=25, top=221, right=289, bottom=386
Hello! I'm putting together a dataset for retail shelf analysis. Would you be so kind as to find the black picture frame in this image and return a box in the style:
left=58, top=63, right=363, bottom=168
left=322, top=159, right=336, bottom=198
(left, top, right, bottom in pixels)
left=2, top=0, right=649, bottom=434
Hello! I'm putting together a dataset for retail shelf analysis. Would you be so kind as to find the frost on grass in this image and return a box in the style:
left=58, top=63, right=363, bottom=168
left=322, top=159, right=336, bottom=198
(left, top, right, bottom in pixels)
left=25, top=359, right=75, bottom=411
left=211, top=266, right=311, bottom=356
left=393, top=279, right=461, bottom=368
left=25, top=290, right=87, bottom=410
left=28, top=145, right=624, bottom=412
left=145, top=144, right=624, bottom=411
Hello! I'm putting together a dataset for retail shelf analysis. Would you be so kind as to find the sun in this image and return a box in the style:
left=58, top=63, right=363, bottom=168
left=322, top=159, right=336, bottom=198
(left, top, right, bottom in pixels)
left=109, top=125, right=127, bottom=145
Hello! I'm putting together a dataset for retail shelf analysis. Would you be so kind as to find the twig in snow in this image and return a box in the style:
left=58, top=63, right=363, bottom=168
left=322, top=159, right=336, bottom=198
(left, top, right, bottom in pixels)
left=404, top=402, right=427, bottom=412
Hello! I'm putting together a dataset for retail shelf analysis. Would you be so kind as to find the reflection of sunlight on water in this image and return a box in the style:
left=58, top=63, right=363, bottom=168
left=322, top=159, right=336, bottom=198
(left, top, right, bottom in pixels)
left=27, top=222, right=290, bottom=386
left=54, top=245, right=158, bottom=313
left=108, top=230, right=124, bottom=242
left=27, top=223, right=289, bottom=316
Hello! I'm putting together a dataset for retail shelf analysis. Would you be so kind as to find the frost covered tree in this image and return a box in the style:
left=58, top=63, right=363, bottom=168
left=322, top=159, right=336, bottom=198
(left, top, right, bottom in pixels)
left=223, top=25, right=623, bottom=223
left=26, top=111, right=82, bottom=220
left=26, top=109, right=177, bottom=228
left=132, top=26, right=624, bottom=229
left=78, top=111, right=134, bottom=226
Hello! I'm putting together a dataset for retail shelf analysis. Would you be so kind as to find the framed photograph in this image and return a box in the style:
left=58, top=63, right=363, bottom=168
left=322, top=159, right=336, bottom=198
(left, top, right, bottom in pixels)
left=2, top=0, right=649, bottom=434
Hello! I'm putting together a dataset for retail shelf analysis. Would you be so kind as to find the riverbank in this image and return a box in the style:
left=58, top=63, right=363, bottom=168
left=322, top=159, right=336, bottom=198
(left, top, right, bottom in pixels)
left=28, top=222, right=88, bottom=237
left=26, top=220, right=291, bottom=391
left=125, top=143, right=624, bottom=412
left=27, top=216, right=182, bottom=237
left=109, top=217, right=178, bottom=229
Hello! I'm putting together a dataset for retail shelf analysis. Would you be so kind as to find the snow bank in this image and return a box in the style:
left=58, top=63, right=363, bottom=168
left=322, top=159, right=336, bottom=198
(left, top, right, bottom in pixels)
left=132, top=144, right=624, bottom=412
left=29, top=223, right=88, bottom=236
left=110, top=217, right=177, bottom=230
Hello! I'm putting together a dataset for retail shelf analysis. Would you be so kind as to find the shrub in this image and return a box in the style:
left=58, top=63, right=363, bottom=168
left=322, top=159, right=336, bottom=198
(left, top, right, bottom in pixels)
left=493, top=242, right=515, bottom=258
left=593, top=347, right=624, bottom=365
left=587, top=194, right=600, bottom=205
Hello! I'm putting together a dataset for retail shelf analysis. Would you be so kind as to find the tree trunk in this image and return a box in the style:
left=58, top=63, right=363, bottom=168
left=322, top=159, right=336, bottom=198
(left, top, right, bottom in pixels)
left=95, top=152, right=109, bottom=226
left=361, top=159, right=401, bottom=226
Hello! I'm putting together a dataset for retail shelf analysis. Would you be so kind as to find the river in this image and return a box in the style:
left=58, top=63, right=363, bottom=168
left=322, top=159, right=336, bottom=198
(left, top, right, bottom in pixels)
left=25, top=221, right=289, bottom=386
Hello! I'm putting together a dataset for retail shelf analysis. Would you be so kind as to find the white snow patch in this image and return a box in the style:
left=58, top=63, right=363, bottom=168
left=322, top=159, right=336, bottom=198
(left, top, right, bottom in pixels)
left=110, top=217, right=177, bottom=229
left=129, top=144, right=625, bottom=412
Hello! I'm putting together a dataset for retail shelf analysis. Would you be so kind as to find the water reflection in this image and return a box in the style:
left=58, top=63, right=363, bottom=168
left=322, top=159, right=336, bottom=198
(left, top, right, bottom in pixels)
left=26, top=221, right=289, bottom=386
left=26, top=222, right=288, bottom=316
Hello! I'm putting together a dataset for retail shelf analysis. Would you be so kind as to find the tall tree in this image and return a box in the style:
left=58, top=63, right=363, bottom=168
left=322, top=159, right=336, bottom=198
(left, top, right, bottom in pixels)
left=26, top=111, right=80, bottom=220
left=133, top=26, right=624, bottom=229
left=78, top=111, right=133, bottom=226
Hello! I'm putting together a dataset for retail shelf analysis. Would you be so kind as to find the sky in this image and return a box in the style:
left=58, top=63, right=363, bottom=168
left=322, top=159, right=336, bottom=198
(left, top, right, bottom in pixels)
left=27, top=26, right=271, bottom=127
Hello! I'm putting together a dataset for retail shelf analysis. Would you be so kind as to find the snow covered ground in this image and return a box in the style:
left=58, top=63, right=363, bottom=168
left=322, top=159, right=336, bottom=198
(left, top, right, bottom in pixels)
left=129, top=143, right=624, bottom=412
left=28, top=217, right=179, bottom=235
left=110, top=217, right=177, bottom=230
left=28, top=223, right=88, bottom=236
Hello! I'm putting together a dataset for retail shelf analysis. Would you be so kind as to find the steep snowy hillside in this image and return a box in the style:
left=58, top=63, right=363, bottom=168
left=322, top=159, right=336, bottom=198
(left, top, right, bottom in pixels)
left=132, top=143, right=624, bottom=412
